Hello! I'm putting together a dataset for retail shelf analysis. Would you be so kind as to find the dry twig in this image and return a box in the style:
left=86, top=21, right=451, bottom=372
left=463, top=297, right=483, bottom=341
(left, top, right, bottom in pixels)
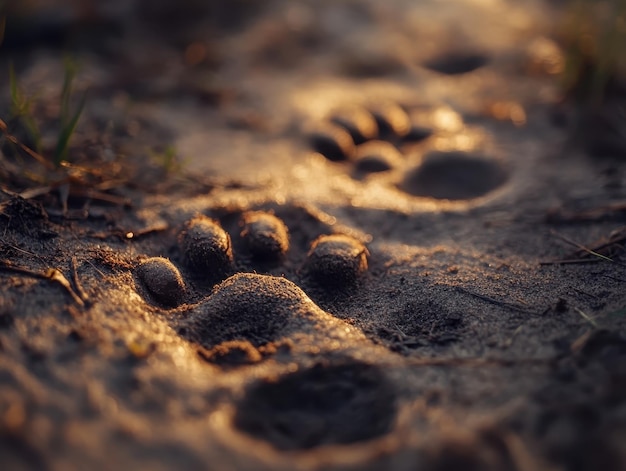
left=0, top=260, right=84, bottom=306
left=71, top=256, right=89, bottom=303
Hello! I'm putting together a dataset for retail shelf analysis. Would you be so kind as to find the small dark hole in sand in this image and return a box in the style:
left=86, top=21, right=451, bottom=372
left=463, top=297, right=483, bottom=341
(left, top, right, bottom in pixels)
left=423, top=52, right=489, bottom=75
left=233, top=360, right=397, bottom=450
left=399, top=151, right=507, bottom=200
left=67, top=330, right=83, bottom=342
left=0, top=313, right=15, bottom=329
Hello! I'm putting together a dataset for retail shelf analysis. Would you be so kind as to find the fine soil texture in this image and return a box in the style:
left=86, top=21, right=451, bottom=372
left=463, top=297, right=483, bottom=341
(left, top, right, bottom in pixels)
left=1, top=1, right=626, bottom=470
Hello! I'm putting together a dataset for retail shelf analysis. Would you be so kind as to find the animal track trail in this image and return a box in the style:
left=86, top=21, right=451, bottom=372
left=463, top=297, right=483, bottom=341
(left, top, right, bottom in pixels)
left=130, top=59, right=512, bottom=451
left=129, top=77, right=514, bottom=456
left=306, top=77, right=510, bottom=203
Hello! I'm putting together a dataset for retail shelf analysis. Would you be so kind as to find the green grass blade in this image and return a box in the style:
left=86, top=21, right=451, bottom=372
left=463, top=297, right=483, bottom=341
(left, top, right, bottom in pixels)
left=22, top=115, right=42, bottom=153
left=8, top=64, right=42, bottom=151
left=54, top=93, right=85, bottom=166
left=56, top=58, right=82, bottom=163
left=60, top=57, right=78, bottom=125
left=8, top=63, right=32, bottom=116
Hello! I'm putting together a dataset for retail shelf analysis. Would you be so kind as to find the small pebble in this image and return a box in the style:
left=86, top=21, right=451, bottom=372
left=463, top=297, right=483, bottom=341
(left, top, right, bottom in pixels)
left=305, top=234, right=369, bottom=287
left=240, top=211, right=289, bottom=260
left=329, top=106, right=379, bottom=145
left=370, top=103, right=411, bottom=139
left=136, top=257, right=186, bottom=307
left=178, top=215, right=233, bottom=279
left=355, top=140, right=403, bottom=173
left=309, top=124, right=356, bottom=161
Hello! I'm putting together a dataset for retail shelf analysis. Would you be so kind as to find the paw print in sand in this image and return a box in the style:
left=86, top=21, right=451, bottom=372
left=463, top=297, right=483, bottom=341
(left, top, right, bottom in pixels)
left=132, top=210, right=398, bottom=450
left=139, top=209, right=369, bottom=302
left=308, top=100, right=509, bottom=201
left=133, top=207, right=371, bottom=339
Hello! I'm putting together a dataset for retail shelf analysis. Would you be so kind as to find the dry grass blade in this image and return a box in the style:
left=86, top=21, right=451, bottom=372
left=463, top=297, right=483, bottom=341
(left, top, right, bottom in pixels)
left=18, top=186, right=55, bottom=200
left=7, top=175, right=130, bottom=209
left=0, top=118, right=54, bottom=169
left=583, top=226, right=626, bottom=256
left=45, top=268, right=85, bottom=306
left=550, top=229, right=615, bottom=262
left=454, top=286, right=537, bottom=314
left=0, top=260, right=84, bottom=306
left=542, top=226, right=626, bottom=264
left=573, top=306, right=598, bottom=328
left=71, top=256, right=89, bottom=303
left=68, top=187, right=131, bottom=206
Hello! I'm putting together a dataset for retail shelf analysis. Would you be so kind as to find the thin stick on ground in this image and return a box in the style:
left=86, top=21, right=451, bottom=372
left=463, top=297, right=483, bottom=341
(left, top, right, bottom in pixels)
left=453, top=286, right=538, bottom=314
left=0, top=260, right=84, bottom=306
left=581, top=226, right=626, bottom=256
left=0, top=243, right=43, bottom=262
left=573, top=306, right=598, bottom=328
left=0, top=118, right=54, bottom=169
left=71, top=256, right=89, bottom=303
left=550, top=229, right=614, bottom=262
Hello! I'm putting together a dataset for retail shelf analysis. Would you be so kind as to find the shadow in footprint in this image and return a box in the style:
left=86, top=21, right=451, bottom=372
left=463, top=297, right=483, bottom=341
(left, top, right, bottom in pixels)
left=423, top=52, right=489, bottom=75
left=233, top=360, right=397, bottom=450
left=399, top=151, right=508, bottom=200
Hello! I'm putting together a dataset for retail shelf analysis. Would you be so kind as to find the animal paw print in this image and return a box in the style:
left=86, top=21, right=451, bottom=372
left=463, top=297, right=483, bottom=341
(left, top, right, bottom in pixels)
left=134, top=207, right=371, bottom=328
left=308, top=100, right=509, bottom=201
left=133, top=207, right=374, bottom=389
left=132, top=208, right=398, bottom=450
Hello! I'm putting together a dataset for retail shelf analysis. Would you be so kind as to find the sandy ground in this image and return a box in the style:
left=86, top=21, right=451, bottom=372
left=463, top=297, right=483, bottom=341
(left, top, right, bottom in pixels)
left=1, top=0, right=626, bottom=470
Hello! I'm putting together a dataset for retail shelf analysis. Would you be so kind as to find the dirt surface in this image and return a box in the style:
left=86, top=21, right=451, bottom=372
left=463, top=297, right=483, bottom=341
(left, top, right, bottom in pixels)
left=1, top=1, right=626, bottom=470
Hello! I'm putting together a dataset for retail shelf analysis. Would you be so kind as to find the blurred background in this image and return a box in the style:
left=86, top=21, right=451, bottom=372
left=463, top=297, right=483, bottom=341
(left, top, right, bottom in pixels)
left=1, top=0, right=625, bottom=194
